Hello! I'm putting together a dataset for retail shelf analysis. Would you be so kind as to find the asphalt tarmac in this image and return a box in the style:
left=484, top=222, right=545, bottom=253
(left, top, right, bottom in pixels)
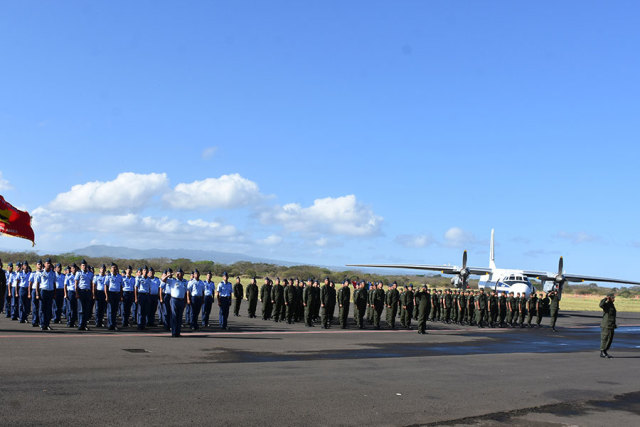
left=1, top=306, right=639, bottom=426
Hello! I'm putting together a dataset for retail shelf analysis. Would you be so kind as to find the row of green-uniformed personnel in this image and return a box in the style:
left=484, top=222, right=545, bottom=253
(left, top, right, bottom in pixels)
left=238, top=278, right=563, bottom=334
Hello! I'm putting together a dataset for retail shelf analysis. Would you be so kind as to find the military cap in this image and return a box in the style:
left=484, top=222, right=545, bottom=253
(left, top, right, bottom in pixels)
left=101, top=264, right=107, bottom=269
left=167, top=268, right=174, bottom=273
left=163, top=269, right=168, bottom=274
left=407, top=284, right=413, bottom=288
left=143, top=265, right=148, bottom=270
left=55, top=262, right=62, bottom=268
left=137, top=268, right=142, bottom=272
left=111, top=262, right=117, bottom=267
left=81, top=259, right=87, bottom=265
left=37, top=259, right=43, bottom=264
left=127, top=265, right=132, bottom=270
left=8, top=262, right=13, bottom=267
left=607, top=292, right=615, bottom=298
left=222, top=271, right=228, bottom=277
left=23, top=260, right=29, bottom=265
left=149, top=266, right=155, bottom=272
left=177, top=268, right=184, bottom=274
left=193, top=268, right=199, bottom=274
left=45, top=257, right=52, bottom=263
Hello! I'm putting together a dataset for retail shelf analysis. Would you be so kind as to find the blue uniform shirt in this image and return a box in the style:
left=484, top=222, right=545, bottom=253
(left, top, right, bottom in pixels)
left=164, top=278, right=187, bottom=299
left=187, top=279, right=204, bottom=297
left=217, top=281, right=233, bottom=297
left=135, top=276, right=151, bottom=294
left=93, top=274, right=107, bottom=292
left=148, top=277, right=161, bottom=295
left=55, top=272, right=66, bottom=289
left=75, top=270, right=94, bottom=290
left=122, top=276, right=135, bottom=292
left=19, top=271, right=31, bottom=288
left=203, top=280, right=216, bottom=297
left=38, top=270, right=56, bottom=291
left=105, top=274, right=124, bottom=292
left=65, top=274, right=75, bottom=291
left=9, top=271, right=18, bottom=288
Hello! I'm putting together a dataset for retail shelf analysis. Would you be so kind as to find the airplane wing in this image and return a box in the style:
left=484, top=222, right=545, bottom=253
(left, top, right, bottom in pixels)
left=347, top=264, right=492, bottom=276
left=522, top=270, right=640, bottom=286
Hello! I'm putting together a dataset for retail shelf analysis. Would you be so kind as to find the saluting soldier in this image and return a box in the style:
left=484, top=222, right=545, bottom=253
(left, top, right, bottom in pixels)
left=161, top=268, right=188, bottom=337
left=271, top=278, right=285, bottom=322
left=415, top=286, right=429, bottom=334
left=337, top=279, right=351, bottom=329
left=104, top=263, right=124, bottom=331
left=599, top=293, right=617, bottom=358
left=260, top=277, right=273, bottom=320
left=245, top=277, right=258, bottom=319
left=385, top=282, right=400, bottom=329
left=548, top=290, right=560, bottom=332
left=526, top=292, right=537, bottom=327
left=401, top=284, right=414, bottom=329
left=233, top=276, right=244, bottom=317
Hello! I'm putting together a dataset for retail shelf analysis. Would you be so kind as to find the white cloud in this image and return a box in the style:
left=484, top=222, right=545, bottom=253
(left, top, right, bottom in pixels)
left=50, top=172, right=168, bottom=212
left=443, top=227, right=477, bottom=248
left=261, top=195, right=382, bottom=237
left=555, top=231, right=599, bottom=244
left=259, top=234, right=283, bottom=245
left=164, top=174, right=263, bottom=209
left=395, top=234, right=434, bottom=248
left=315, top=237, right=329, bottom=247
left=0, top=171, right=12, bottom=191
left=201, top=146, right=218, bottom=160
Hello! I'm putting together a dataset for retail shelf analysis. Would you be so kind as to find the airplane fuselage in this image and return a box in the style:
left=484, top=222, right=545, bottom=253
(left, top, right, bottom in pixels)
left=478, top=269, right=536, bottom=297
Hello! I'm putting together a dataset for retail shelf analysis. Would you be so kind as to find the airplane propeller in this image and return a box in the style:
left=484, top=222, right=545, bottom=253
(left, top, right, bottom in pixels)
left=553, top=256, right=566, bottom=294
left=450, top=250, right=470, bottom=289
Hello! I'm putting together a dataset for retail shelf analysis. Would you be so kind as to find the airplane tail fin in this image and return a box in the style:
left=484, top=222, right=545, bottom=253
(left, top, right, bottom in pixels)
left=489, top=229, right=496, bottom=270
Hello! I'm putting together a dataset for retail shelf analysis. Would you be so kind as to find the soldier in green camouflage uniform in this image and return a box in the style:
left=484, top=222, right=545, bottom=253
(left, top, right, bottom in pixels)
left=337, top=280, right=351, bottom=329
left=385, top=282, right=400, bottom=329
left=599, top=293, right=617, bottom=358
left=401, top=284, right=414, bottom=329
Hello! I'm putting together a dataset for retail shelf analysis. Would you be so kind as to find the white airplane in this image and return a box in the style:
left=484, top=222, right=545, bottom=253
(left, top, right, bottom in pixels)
left=348, top=229, right=640, bottom=298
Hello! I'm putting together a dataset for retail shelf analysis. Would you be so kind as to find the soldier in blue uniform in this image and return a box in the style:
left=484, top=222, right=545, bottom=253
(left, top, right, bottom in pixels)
left=17, top=261, right=31, bottom=323
left=4, top=262, right=13, bottom=318
left=0, top=259, right=6, bottom=315
left=202, top=272, right=216, bottom=327
left=64, top=264, right=78, bottom=327
left=28, top=261, right=40, bottom=327
left=161, top=268, right=187, bottom=337
left=53, top=263, right=66, bottom=323
left=216, top=272, right=232, bottom=330
left=36, top=258, right=56, bottom=331
left=75, top=259, right=94, bottom=331
left=135, top=266, right=151, bottom=330
left=121, top=266, right=135, bottom=327
left=147, top=267, right=160, bottom=327
left=92, top=264, right=108, bottom=327
left=159, top=270, right=172, bottom=331
left=186, top=269, right=204, bottom=330
left=104, top=263, right=124, bottom=331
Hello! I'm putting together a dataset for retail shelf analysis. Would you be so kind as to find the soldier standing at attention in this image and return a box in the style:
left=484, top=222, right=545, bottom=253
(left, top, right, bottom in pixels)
left=507, top=292, right=516, bottom=327
left=64, top=264, right=78, bottom=328
left=424, top=288, right=432, bottom=322
left=599, top=293, right=617, bottom=358
left=28, top=261, right=40, bottom=327
left=0, top=259, right=5, bottom=315
left=536, top=293, right=546, bottom=327
left=327, top=280, right=336, bottom=325
left=284, top=279, right=296, bottom=324
left=517, top=292, right=527, bottom=328
left=161, top=268, right=188, bottom=337
left=354, top=281, right=368, bottom=329
left=526, top=292, right=537, bottom=327
left=104, top=263, right=124, bottom=331
left=353, top=281, right=361, bottom=327
left=147, top=267, right=160, bottom=327
left=457, top=290, right=467, bottom=325
left=186, top=269, right=204, bottom=330
left=135, top=266, right=152, bottom=331
left=245, top=277, right=258, bottom=319
left=216, top=272, right=233, bottom=330
left=452, top=290, right=459, bottom=324
left=430, top=289, right=439, bottom=322
left=312, top=280, right=321, bottom=322
left=35, top=258, right=56, bottom=331
left=443, top=289, right=453, bottom=323
left=295, top=279, right=305, bottom=322
left=159, top=270, right=172, bottom=330
left=488, top=290, right=499, bottom=327
left=320, top=278, right=333, bottom=329
left=3, top=262, right=12, bottom=318
left=260, top=277, right=273, bottom=320
left=92, top=264, right=107, bottom=327
left=53, top=263, right=66, bottom=324
left=337, top=279, right=351, bottom=329
left=366, top=282, right=375, bottom=324
left=372, top=282, right=385, bottom=329
left=121, top=266, right=135, bottom=328
left=202, top=272, right=216, bottom=326
left=498, top=292, right=507, bottom=327
left=303, top=278, right=315, bottom=327
left=271, top=278, right=284, bottom=322
left=401, top=284, right=414, bottom=329
left=233, top=276, right=244, bottom=317
left=475, top=288, right=487, bottom=328
left=466, top=291, right=475, bottom=325
left=414, top=286, right=429, bottom=334
left=548, top=290, right=560, bottom=332
left=385, top=282, right=400, bottom=329
left=75, top=259, right=94, bottom=331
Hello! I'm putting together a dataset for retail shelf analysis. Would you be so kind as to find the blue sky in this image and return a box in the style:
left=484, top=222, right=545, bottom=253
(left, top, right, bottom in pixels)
left=1, top=1, right=639, bottom=280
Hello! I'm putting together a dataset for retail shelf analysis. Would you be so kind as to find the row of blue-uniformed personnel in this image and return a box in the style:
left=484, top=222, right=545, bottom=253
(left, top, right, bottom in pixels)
left=2, top=258, right=233, bottom=336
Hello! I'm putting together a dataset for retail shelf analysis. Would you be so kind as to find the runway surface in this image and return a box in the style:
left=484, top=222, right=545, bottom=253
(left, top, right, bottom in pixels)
left=1, top=307, right=639, bottom=426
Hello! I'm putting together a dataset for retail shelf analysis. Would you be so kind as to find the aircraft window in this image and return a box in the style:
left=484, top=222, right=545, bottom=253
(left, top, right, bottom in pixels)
left=508, top=275, right=515, bottom=280
left=516, top=276, right=523, bottom=281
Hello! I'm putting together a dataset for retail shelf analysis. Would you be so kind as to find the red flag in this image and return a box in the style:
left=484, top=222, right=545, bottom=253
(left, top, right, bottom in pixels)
left=0, top=195, right=35, bottom=245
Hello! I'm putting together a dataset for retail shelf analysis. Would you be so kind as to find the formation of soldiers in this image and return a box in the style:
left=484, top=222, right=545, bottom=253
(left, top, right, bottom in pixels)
left=0, top=257, right=563, bottom=335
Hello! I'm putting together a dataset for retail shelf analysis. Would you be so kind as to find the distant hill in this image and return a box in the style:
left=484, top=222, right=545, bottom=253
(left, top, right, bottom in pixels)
left=72, top=245, right=298, bottom=266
